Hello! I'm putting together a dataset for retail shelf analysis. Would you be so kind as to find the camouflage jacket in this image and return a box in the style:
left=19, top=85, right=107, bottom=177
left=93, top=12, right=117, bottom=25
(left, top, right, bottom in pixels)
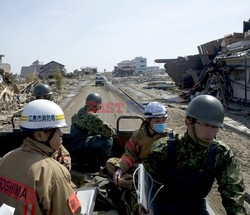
left=71, top=106, right=114, bottom=138
left=143, top=132, right=246, bottom=215
left=116, top=123, right=168, bottom=173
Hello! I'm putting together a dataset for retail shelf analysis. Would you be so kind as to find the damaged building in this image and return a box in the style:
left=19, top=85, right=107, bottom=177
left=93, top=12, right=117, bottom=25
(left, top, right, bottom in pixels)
left=21, top=60, right=66, bottom=79
left=155, top=19, right=250, bottom=104
left=112, top=60, right=135, bottom=77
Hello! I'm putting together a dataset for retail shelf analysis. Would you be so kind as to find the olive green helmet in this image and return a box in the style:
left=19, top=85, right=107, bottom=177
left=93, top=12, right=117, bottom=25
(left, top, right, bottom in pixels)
left=33, top=83, right=52, bottom=100
left=186, top=95, right=224, bottom=127
left=86, top=93, right=102, bottom=105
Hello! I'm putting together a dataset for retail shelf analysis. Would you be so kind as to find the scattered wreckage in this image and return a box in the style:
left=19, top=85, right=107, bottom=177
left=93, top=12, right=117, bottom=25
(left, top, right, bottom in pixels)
left=155, top=19, right=250, bottom=105
left=0, top=69, right=34, bottom=117
left=143, top=81, right=168, bottom=90
left=0, top=68, right=68, bottom=130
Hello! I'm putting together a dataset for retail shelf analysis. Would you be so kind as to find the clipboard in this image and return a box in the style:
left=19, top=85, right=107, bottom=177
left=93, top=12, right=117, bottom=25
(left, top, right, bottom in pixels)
left=137, top=163, right=153, bottom=213
left=76, top=186, right=98, bottom=215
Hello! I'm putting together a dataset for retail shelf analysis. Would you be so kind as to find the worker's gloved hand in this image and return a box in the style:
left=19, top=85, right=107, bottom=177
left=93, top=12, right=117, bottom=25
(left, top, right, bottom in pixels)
left=117, top=173, right=133, bottom=188
left=113, top=169, right=123, bottom=185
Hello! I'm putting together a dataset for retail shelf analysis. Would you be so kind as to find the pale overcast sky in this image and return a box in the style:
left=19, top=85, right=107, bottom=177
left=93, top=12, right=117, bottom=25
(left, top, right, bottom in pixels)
left=1, top=0, right=249, bottom=74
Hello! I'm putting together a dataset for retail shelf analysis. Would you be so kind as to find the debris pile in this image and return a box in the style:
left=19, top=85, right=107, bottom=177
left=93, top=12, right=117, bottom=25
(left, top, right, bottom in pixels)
left=155, top=19, right=250, bottom=105
left=0, top=69, right=34, bottom=115
left=0, top=73, right=87, bottom=131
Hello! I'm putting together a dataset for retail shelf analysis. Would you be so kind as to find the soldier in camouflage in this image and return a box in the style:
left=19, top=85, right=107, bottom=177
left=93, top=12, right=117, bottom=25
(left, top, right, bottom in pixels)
left=142, top=95, right=246, bottom=215
left=70, top=93, right=113, bottom=172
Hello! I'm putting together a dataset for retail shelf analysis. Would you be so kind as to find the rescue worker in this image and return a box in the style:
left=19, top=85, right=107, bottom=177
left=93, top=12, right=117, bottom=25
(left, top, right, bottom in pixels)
left=0, top=99, right=81, bottom=214
left=33, top=83, right=53, bottom=100
left=142, top=95, right=247, bottom=215
left=106, top=102, right=168, bottom=188
left=33, top=82, right=71, bottom=170
left=70, top=93, right=114, bottom=172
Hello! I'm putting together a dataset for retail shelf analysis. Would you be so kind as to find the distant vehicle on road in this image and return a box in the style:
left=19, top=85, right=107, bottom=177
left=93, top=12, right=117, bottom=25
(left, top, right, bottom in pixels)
left=95, top=76, right=105, bottom=86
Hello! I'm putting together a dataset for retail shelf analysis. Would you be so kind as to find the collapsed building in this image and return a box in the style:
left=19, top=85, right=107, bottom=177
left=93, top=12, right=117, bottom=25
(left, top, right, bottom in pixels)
left=155, top=19, right=250, bottom=105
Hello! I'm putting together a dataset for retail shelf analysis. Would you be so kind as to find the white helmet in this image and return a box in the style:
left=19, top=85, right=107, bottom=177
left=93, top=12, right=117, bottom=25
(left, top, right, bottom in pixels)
left=144, top=102, right=168, bottom=118
left=20, top=99, right=68, bottom=130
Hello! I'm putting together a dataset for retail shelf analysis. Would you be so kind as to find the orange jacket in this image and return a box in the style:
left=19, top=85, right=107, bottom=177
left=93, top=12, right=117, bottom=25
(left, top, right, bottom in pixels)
left=116, top=124, right=168, bottom=173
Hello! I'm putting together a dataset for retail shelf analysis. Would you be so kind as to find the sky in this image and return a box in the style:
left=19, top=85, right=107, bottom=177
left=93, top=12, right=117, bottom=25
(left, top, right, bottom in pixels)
left=1, top=0, right=250, bottom=74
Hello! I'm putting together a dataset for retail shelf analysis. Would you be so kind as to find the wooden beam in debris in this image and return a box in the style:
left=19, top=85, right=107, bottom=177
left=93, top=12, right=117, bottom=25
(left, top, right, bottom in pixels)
left=0, top=87, right=14, bottom=101
left=20, top=80, right=39, bottom=94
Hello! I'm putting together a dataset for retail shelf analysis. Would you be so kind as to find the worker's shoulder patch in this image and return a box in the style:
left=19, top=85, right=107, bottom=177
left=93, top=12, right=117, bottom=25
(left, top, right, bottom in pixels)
left=68, top=192, right=81, bottom=213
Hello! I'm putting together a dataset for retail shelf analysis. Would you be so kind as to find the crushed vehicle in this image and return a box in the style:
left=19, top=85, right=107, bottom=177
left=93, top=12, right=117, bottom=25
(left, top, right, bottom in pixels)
left=95, top=76, right=105, bottom=86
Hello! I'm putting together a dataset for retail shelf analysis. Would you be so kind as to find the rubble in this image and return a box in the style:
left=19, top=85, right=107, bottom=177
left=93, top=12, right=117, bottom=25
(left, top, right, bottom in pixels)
left=143, top=81, right=168, bottom=90
left=0, top=73, right=88, bottom=131
left=155, top=19, right=250, bottom=105
left=0, top=69, right=29, bottom=115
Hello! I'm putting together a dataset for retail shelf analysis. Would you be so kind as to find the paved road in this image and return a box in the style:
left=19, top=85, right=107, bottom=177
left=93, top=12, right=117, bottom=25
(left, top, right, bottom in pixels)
left=62, top=80, right=144, bottom=133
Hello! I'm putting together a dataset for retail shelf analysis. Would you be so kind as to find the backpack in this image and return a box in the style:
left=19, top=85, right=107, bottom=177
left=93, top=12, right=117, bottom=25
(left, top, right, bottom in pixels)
left=81, top=173, right=123, bottom=211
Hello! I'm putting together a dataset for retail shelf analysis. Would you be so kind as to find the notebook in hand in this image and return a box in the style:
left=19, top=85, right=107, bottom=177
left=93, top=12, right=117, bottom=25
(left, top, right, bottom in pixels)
left=76, top=186, right=98, bottom=215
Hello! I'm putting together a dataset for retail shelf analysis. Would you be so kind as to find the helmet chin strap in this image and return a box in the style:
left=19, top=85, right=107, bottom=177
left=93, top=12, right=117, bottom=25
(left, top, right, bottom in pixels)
left=40, top=128, right=57, bottom=148
left=191, top=123, right=210, bottom=147
left=145, top=120, right=157, bottom=138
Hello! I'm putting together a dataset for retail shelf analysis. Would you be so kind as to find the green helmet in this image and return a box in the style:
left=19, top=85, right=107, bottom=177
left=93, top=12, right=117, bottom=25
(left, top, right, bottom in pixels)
left=86, top=93, right=102, bottom=105
left=186, top=95, right=224, bottom=127
left=33, top=83, right=52, bottom=100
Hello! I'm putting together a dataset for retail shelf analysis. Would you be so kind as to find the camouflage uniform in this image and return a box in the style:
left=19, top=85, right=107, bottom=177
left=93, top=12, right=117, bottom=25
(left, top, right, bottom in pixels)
left=143, top=132, right=246, bottom=215
left=105, top=123, right=168, bottom=213
left=70, top=106, right=113, bottom=171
